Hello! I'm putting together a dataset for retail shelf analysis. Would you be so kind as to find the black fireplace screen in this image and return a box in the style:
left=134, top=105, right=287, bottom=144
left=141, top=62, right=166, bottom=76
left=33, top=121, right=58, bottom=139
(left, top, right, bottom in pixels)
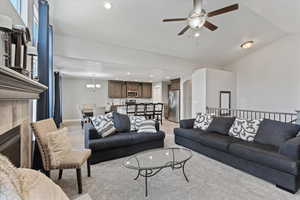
left=0, top=126, right=21, bottom=167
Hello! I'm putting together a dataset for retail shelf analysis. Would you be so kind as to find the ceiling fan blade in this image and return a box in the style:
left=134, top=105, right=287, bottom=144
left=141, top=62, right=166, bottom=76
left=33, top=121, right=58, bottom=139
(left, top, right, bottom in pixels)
left=207, top=4, right=239, bottom=17
left=178, top=25, right=190, bottom=36
left=204, top=21, right=218, bottom=31
left=163, top=18, right=187, bottom=22
left=193, top=0, right=203, bottom=13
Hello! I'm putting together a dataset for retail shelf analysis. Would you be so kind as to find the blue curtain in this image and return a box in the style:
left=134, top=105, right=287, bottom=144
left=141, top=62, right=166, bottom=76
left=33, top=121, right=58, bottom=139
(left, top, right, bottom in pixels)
left=37, top=0, right=53, bottom=120
left=34, top=0, right=54, bottom=170
left=54, top=72, right=62, bottom=127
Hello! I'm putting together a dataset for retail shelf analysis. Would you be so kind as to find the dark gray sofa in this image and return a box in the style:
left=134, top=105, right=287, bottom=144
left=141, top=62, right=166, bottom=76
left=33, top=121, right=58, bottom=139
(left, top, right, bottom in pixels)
left=85, top=118, right=165, bottom=165
left=174, top=118, right=300, bottom=193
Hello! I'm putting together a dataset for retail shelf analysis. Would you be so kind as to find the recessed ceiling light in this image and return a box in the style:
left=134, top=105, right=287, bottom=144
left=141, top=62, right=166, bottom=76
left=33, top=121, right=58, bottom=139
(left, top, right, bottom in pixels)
left=165, top=76, right=171, bottom=79
left=149, top=74, right=154, bottom=78
left=241, top=41, right=254, bottom=49
left=194, top=32, right=200, bottom=38
left=127, top=72, right=131, bottom=75
left=104, top=2, right=112, bottom=10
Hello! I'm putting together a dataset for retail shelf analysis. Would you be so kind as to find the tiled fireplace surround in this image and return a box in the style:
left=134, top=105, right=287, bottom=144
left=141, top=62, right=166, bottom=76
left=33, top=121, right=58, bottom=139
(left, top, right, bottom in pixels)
left=0, top=66, right=47, bottom=168
left=0, top=100, right=32, bottom=167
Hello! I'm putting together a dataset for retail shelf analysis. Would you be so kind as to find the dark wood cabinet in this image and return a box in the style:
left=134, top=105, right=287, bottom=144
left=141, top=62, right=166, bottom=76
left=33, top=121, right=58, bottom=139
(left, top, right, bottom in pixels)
left=108, top=81, right=123, bottom=98
left=142, top=83, right=152, bottom=98
left=121, top=82, right=127, bottom=98
left=108, top=81, right=152, bottom=98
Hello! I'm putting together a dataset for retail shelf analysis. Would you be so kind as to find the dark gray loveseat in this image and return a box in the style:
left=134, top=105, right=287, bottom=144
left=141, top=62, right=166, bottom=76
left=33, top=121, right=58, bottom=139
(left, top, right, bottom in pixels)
left=174, top=117, right=300, bottom=193
left=85, top=113, right=165, bottom=165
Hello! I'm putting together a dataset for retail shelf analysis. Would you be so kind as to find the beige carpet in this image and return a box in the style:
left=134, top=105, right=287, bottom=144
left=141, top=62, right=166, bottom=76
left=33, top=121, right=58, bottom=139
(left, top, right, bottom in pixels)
left=53, top=120, right=300, bottom=200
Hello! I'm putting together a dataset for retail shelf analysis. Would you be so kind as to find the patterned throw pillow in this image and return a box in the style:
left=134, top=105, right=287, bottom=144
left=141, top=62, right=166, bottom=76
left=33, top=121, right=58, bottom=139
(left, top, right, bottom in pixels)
left=193, top=113, right=214, bottom=130
left=100, top=121, right=116, bottom=137
left=91, top=112, right=115, bottom=137
left=129, top=116, right=146, bottom=131
left=137, top=120, right=157, bottom=133
left=229, top=119, right=262, bottom=142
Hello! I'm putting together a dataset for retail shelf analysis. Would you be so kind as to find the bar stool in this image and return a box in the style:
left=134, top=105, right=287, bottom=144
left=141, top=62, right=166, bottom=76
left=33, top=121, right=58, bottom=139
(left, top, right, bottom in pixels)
left=126, top=104, right=136, bottom=116
left=135, top=103, right=146, bottom=116
left=154, top=103, right=164, bottom=124
left=145, top=103, right=155, bottom=119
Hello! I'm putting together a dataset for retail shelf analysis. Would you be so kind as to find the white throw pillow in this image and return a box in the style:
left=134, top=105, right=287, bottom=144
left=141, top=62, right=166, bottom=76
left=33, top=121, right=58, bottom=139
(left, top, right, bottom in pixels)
left=137, top=120, right=157, bottom=133
left=193, top=113, right=214, bottom=130
left=129, top=116, right=146, bottom=131
left=47, top=128, right=72, bottom=168
left=229, top=118, right=262, bottom=142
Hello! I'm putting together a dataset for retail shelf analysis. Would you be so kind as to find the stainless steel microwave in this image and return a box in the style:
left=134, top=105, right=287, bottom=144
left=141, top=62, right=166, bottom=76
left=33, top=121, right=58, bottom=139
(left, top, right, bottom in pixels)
left=127, top=91, right=138, bottom=97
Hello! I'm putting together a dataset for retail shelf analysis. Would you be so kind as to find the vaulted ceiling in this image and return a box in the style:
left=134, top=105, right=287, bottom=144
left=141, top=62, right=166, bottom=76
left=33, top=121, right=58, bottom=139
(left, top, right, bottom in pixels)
left=50, top=0, right=299, bottom=80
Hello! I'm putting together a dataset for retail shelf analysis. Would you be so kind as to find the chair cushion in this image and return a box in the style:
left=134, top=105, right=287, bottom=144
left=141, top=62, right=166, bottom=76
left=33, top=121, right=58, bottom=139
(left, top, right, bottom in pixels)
left=206, top=117, right=236, bottom=135
left=89, top=131, right=165, bottom=151
left=229, top=141, right=299, bottom=175
left=196, top=133, right=241, bottom=152
left=254, top=119, right=300, bottom=147
left=56, top=149, right=91, bottom=169
left=174, top=128, right=240, bottom=151
left=113, top=112, right=131, bottom=132
left=174, top=128, right=205, bottom=141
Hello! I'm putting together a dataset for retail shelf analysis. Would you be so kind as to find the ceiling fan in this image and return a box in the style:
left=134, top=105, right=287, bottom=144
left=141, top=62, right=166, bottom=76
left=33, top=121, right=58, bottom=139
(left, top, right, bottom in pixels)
left=162, top=0, right=239, bottom=36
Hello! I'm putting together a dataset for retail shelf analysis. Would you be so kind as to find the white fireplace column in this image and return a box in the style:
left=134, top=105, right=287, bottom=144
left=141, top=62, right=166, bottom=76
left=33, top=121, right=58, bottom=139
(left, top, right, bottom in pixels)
left=296, top=110, right=300, bottom=125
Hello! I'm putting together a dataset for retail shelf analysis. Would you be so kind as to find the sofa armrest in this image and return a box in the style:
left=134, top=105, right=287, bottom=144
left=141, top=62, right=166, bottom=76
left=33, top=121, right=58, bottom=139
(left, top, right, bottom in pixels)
left=180, top=119, right=195, bottom=129
left=84, top=123, right=101, bottom=148
left=279, top=136, right=300, bottom=160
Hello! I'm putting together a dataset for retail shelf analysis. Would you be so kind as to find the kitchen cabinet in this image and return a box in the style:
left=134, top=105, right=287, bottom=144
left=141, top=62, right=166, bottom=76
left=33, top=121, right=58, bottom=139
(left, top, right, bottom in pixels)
left=108, top=81, right=123, bottom=98
left=142, top=83, right=152, bottom=98
left=108, top=81, right=152, bottom=98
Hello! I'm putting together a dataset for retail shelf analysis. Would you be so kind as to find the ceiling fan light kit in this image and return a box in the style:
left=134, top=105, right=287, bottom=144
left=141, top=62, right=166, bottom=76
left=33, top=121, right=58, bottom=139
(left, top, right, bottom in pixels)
left=188, top=10, right=207, bottom=29
left=241, top=41, right=254, bottom=49
left=162, top=0, right=239, bottom=36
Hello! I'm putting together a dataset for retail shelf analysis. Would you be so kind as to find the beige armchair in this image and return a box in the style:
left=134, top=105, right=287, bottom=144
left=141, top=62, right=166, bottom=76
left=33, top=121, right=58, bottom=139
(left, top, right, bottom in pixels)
left=31, top=118, right=91, bottom=194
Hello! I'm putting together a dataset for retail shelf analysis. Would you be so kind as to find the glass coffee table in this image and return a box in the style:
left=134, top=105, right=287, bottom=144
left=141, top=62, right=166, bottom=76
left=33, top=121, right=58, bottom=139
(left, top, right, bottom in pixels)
left=123, top=148, right=192, bottom=197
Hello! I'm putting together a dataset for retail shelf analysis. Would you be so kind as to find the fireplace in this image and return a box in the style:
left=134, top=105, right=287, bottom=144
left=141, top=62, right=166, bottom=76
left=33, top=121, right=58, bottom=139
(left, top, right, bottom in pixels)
left=0, top=126, right=21, bottom=167
left=0, top=66, right=47, bottom=168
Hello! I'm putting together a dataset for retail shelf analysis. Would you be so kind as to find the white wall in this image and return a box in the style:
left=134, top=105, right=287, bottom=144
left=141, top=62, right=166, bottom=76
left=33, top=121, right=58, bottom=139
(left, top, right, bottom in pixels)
left=62, top=77, right=109, bottom=120
left=228, top=34, right=300, bottom=113
left=192, top=69, right=207, bottom=117
left=206, top=68, right=236, bottom=109
left=192, top=68, right=236, bottom=117
left=0, top=0, right=25, bottom=25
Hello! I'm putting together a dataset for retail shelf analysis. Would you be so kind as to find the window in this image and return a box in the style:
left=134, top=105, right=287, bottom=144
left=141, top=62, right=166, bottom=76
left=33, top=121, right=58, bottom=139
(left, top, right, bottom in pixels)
left=9, top=0, right=28, bottom=25
left=32, top=2, right=39, bottom=122
left=9, top=0, right=21, bottom=14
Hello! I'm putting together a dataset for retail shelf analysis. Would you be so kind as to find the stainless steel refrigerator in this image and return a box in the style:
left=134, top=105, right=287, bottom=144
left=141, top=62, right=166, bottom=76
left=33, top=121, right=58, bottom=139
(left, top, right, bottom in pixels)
left=168, top=90, right=180, bottom=123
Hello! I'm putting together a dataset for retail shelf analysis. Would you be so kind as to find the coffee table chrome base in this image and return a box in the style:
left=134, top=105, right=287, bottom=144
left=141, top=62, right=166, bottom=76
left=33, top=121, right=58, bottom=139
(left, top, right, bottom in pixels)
left=134, top=161, right=189, bottom=197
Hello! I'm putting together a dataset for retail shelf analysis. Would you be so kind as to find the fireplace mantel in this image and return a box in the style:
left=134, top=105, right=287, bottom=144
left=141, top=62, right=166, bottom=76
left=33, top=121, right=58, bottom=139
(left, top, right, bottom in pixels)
left=0, top=66, right=47, bottom=168
left=0, top=66, right=47, bottom=100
